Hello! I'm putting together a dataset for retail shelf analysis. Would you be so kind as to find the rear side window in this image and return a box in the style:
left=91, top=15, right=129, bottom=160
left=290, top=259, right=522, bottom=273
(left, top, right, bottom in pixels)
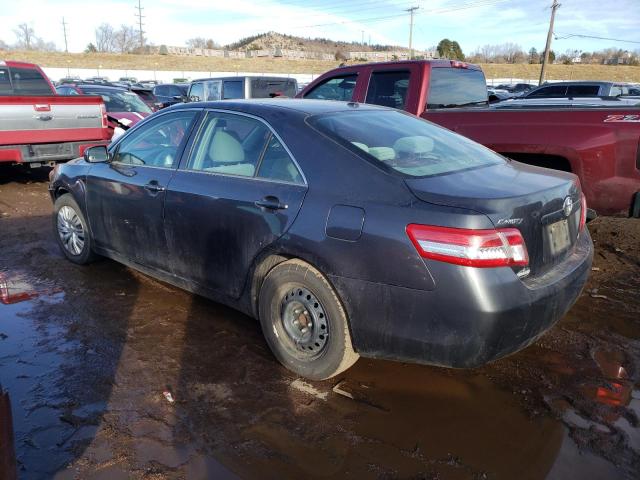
left=567, top=85, right=600, bottom=97
left=365, top=71, right=411, bottom=110
left=528, top=85, right=567, bottom=98
left=154, top=85, right=167, bottom=96
left=427, top=67, right=487, bottom=109
left=311, top=110, right=503, bottom=178
left=304, top=75, right=357, bottom=101
left=9, top=67, right=52, bottom=95
left=257, top=135, right=303, bottom=183
left=223, top=80, right=244, bottom=99
left=610, top=86, right=623, bottom=97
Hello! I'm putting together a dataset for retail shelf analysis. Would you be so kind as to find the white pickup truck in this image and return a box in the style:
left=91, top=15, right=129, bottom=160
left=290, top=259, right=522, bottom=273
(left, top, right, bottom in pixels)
left=0, top=60, right=111, bottom=168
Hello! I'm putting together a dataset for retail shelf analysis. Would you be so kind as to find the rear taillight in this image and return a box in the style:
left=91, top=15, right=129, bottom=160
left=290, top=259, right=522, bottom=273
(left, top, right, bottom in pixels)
left=406, top=224, right=529, bottom=268
left=99, top=103, right=107, bottom=129
left=579, top=193, right=587, bottom=231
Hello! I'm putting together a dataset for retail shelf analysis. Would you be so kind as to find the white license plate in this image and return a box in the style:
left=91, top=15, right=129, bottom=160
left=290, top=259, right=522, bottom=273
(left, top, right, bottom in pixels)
left=547, top=219, right=570, bottom=255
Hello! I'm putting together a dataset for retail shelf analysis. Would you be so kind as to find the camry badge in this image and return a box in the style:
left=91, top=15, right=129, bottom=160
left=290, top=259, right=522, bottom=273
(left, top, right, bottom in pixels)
left=563, top=197, right=573, bottom=217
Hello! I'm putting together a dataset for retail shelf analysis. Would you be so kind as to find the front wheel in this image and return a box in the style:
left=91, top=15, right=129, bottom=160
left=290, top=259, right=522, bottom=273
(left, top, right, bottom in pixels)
left=258, top=259, right=359, bottom=380
left=53, top=194, right=97, bottom=265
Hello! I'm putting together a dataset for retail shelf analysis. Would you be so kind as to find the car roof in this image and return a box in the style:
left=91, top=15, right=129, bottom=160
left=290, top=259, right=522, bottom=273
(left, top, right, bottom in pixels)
left=539, top=81, right=612, bottom=86
left=190, top=76, right=295, bottom=82
left=73, top=84, right=128, bottom=91
left=171, top=98, right=389, bottom=115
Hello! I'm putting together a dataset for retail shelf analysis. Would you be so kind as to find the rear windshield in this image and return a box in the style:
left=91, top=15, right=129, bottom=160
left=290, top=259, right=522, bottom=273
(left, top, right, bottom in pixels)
left=83, top=89, right=152, bottom=113
left=0, top=66, right=53, bottom=95
left=250, top=78, right=297, bottom=98
left=427, top=67, right=488, bottom=109
left=310, top=110, right=503, bottom=178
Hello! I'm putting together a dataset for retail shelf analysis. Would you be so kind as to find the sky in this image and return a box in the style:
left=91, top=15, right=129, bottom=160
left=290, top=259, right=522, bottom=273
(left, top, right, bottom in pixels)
left=1, top=0, right=639, bottom=55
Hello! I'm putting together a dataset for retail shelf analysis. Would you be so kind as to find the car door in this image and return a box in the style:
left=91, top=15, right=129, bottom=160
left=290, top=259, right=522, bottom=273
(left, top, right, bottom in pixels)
left=86, top=109, right=200, bottom=269
left=163, top=110, right=307, bottom=298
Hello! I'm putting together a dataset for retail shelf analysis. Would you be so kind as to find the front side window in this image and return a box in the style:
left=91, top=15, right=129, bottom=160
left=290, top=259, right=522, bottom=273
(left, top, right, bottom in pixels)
left=0, top=68, right=12, bottom=95
left=223, top=80, right=244, bottom=99
left=609, top=86, right=623, bottom=97
left=310, top=110, right=503, bottom=178
left=187, top=112, right=303, bottom=183
left=250, top=78, right=297, bottom=98
left=113, top=111, right=197, bottom=168
left=154, top=85, right=167, bottom=96
left=527, top=85, right=567, bottom=98
left=9, top=67, right=52, bottom=95
left=365, top=71, right=411, bottom=110
left=204, top=80, right=222, bottom=101
left=189, top=82, right=204, bottom=102
left=304, top=75, right=357, bottom=101
left=426, top=67, right=488, bottom=109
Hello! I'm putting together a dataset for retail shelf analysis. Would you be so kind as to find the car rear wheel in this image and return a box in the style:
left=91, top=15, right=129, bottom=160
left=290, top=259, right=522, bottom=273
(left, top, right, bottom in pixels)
left=258, top=259, right=359, bottom=380
left=53, top=194, right=97, bottom=265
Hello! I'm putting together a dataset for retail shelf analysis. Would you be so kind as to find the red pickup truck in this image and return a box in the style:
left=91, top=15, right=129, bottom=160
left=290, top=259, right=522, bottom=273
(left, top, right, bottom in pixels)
left=298, top=60, right=640, bottom=216
left=0, top=60, right=111, bottom=168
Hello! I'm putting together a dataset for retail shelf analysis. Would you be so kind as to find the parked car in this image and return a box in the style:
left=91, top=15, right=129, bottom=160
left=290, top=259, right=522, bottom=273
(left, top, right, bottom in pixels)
left=130, top=85, right=158, bottom=111
left=152, top=83, right=188, bottom=109
left=0, top=60, right=110, bottom=168
left=495, top=83, right=537, bottom=96
left=487, top=88, right=512, bottom=103
left=494, top=97, right=640, bottom=109
left=83, top=76, right=110, bottom=84
left=522, top=81, right=638, bottom=99
left=56, top=83, right=152, bottom=136
left=118, top=76, right=138, bottom=85
left=49, top=99, right=593, bottom=380
left=187, top=76, right=298, bottom=102
left=298, top=60, right=640, bottom=217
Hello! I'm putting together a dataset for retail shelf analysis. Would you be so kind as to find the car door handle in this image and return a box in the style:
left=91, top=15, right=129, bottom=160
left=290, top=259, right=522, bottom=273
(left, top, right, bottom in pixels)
left=144, top=181, right=165, bottom=193
left=255, top=196, right=288, bottom=210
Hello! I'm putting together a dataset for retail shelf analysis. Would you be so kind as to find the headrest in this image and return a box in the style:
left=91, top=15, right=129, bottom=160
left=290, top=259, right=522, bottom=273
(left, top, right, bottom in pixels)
left=368, top=147, right=395, bottom=161
left=393, top=136, right=434, bottom=155
left=209, top=130, right=245, bottom=163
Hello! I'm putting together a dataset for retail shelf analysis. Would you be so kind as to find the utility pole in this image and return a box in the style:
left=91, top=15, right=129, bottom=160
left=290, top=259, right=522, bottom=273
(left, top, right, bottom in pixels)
left=406, top=6, right=419, bottom=60
left=539, top=0, right=560, bottom=85
left=135, top=0, right=145, bottom=50
left=61, top=17, right=68, bottom=53
left=361, top=30, right=365, bottom=46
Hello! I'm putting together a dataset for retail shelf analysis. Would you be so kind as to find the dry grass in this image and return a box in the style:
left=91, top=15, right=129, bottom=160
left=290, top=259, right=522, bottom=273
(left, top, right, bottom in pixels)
left=4, top=50, right=640, bottom=81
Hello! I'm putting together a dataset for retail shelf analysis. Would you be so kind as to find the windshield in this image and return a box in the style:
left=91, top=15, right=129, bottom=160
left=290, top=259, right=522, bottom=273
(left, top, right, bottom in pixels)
left=84, top=89, right=152, bottom=113
left=310, top=110, right=504, bottom=178
left=427, top=67, right=488, bottom=109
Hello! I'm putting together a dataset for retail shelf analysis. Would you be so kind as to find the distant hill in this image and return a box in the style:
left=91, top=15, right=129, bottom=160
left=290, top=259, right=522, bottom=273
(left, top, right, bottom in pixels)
left=224, top=31, right=408, bottom=54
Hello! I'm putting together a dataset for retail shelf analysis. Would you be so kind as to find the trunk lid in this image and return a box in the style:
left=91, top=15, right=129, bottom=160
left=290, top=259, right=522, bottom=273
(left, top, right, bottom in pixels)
left=405, top=161, right=582, bottom=275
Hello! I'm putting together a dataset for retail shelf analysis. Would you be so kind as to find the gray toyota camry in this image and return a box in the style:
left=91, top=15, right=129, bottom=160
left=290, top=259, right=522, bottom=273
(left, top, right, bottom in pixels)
left=49, top=99, right=593, bottom=380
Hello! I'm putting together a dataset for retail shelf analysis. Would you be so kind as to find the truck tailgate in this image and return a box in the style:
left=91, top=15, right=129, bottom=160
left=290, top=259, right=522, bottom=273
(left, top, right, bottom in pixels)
left=0, top=95, right=109, bottom=145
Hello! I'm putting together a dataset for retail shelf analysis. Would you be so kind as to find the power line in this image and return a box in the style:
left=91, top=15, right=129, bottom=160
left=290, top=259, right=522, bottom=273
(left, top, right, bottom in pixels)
left=135, top=0, right=145, bottom=48
left=554, top=33, right=640, bottom=45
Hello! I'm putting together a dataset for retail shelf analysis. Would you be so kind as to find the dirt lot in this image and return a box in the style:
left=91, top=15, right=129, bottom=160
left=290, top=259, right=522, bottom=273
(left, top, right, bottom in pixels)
left=0, top=167, right=639, bottom=479
left=6, top=49, right=640, bottom=81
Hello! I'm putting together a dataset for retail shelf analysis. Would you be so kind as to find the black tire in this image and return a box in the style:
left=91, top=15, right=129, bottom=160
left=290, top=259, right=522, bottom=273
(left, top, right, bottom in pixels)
left=53, top=193, right=97, bottom=265
left=258, top=259, right=359, bottom=380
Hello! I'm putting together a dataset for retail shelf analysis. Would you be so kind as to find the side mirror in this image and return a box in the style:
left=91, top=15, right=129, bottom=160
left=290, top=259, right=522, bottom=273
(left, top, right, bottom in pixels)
left=173, top=95, right=187, bottom=102
left=84, top=145, right=109, bottom=163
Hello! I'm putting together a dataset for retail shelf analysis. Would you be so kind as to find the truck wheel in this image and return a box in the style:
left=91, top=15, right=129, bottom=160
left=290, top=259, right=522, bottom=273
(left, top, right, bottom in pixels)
left=258, top=259, right=359, bottom=380
left=53, top=194, right=97, bottom=265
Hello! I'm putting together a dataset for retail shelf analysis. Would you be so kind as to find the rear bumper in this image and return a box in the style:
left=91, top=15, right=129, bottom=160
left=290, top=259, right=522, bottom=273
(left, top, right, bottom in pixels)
left=0, top=141, right=108, bottom=165
left=330, top=229, right=593, bottom=368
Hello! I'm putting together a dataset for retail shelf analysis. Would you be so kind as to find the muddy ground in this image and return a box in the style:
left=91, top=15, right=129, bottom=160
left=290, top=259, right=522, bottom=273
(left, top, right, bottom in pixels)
left=0, top=167, right=638, bottom=480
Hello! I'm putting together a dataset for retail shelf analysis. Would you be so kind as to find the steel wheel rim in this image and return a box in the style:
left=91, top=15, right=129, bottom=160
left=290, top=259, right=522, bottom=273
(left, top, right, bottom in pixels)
left=57, top=205, right=85, bottom=256
left=280, top=287, right=328, bottom=358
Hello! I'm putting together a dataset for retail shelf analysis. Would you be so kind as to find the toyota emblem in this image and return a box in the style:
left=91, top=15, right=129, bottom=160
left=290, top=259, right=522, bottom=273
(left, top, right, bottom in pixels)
left=563, top=197, right=573, bottom=217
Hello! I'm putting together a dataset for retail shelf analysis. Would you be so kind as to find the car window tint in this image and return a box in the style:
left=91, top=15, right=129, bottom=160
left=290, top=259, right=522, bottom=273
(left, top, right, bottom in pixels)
left=311, top=110, right=504, bottom=178
left=426, top=67, right=487, bottom=108
left=304, top=75, right=357, bottom=101
left=0, top=68, right=12, bottom=95
left=186, top=112, right=271, bottom=177
left=257, top=135, right=303, bottom=184
left=223, top=80, right=244, bottom=99
left=9, top=67, right=52, bottom=95
left=366, top=71, right=411, bottom=110
left=250, top=78, right=297, bottom=98
left=528, top=85, right=567, bottom=97
left=189, top=82, right=204, bottom=101
left=566, top=85, right=600, bottom=97
left=114, top=111, right=197, bottom=168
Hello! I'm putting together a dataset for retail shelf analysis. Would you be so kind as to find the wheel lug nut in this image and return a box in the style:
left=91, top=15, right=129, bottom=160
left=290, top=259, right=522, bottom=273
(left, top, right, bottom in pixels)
left=293, top=320, right=300, bottom=326
left=301, top=327, right=308, bottom=334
